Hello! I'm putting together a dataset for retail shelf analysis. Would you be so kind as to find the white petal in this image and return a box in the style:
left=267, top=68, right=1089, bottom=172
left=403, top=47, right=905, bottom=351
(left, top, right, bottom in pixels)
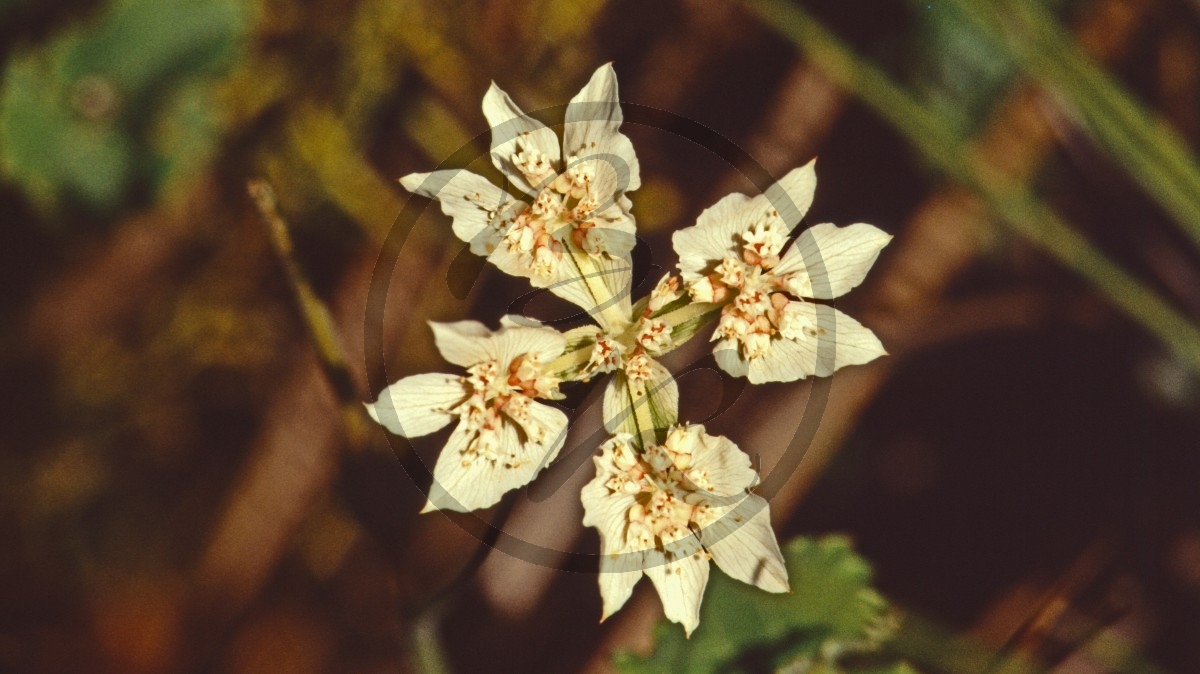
left=428, top=320, right=493, bottom=367
left=581, top=450, right=646, bottom=621
left=672, top=161, right=818, bottom=281
left=422, top=418, right=555, bottom=513
left=598, top=550, right=645, bottom=621
left=580, top=451, right=635, bottom=540
left=760, top=159, right=817, bottom=230
left=774, top=222, right=892, bottom=299
left=538, top=248, right=634, bottom=331
left=699, top=494, right=789, bottom=593
left=711, top=337, right=749, bottom=379
left=672, top=192, right=753, bottom=280
left=366, top=373, right=466, bottom=437
left=399, top=170, right=521, bottom=256
left=492, top=322, right=568, bottom=366
left=583, top=164, right=639, bottom=255
left=595, top=248, right=635, bottom=329
left=601, top=373, right=632, bottom=435
left=748, top=302, right=886, bottom=384
left=482, top=82, right=561, bottom=196
left=644, top=537, right=710, bottom=637
left=564, top=63, right=641, bottom=192
left=686, top=427, right=757, bottom=496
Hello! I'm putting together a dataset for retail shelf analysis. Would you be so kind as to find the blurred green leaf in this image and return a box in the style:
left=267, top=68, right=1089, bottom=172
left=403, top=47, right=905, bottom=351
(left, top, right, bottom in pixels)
left=616, top=536, right=906, bottom=674
left=746, top=0, right=1200, bottom=376
left=908, top=0, right=1017, bottom=137
left=0, top=0, right=249, bottom=215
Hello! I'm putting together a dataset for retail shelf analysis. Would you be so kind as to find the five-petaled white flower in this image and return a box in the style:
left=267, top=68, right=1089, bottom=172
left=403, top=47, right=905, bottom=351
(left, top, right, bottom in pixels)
left=367, top=318, right=569, bottom=513
left=399, top=63, right=640, bottom=331
left=672, top=160, right=891, bottom=384
left=581, top=425, right=789, bottom=636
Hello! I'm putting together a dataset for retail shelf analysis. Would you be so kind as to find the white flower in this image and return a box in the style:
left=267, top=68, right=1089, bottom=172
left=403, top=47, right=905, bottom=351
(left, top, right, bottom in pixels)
left=581, top=425, right=789, bottom=636
left=671, top=160, right=891, bottom=384
left=399, top=64, right=640, bottom=332
left=366, top=317, right=569, bottom=513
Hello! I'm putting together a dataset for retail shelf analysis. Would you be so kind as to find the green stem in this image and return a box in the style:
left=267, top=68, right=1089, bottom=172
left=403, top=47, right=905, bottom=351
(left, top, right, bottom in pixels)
left=943, top=0, right=1200, bottom=252
left=248, top=180, right=375, bottom=448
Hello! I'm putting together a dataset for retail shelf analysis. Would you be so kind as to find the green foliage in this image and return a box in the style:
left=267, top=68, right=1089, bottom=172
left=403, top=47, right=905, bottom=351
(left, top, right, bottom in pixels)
left=0, top=0, right=249, bottom=216
left=908, top=0, right=1016, bottom=137
left=746, top=0, right=1200, bottom=376
left=616, top=536, right=914, bottom=674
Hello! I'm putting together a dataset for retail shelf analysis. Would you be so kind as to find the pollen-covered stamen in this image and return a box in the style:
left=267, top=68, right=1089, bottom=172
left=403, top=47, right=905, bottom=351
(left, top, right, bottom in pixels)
left=554, top=148, right=600, bottom=200
left=598, top=432, right=720, bottom=557
left=716, top=257, right=747, bottom=288
left=773, top=268, right=813, bottom=298
left=741, top=210, right=788, bottom=269
left=501, top=192, right=567, bottom=281
left=570, top=220, right=612, bottom=255
left=687, top=275, right=729, bottom=304
left=511, top=142, right=557, bottom=187
left=455, top=354, right=559, bottom=469
left=507, top=353, right=560, bottom=399
left=713, top=290, right=776, bottom=361
left=624, top=353, right=655, bottom=396
left=582, top=332, right=623, bottom=379
left=636, top=317, right=672, bottom=355
left=648, top=275, right=681, bottom=313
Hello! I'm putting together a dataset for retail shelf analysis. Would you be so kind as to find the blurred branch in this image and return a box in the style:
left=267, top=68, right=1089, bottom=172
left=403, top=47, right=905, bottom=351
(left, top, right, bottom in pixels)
left=745, top=0, right=1200, bottom=374
left=248, top=179, right=372, bottom=450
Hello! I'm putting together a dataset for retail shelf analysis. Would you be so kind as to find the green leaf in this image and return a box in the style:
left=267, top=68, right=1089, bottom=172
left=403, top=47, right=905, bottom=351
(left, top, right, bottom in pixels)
left=0, top=0, right=249, bottom=215
left=616, top=536, right=902, bottom=674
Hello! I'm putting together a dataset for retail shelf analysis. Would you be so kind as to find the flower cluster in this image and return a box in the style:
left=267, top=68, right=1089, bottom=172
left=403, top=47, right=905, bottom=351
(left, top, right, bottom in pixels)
left=368, top=64, right=891, bottom=635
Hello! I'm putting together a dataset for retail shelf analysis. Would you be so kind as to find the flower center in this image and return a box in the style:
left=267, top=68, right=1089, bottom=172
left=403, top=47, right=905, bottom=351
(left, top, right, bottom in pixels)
left=455, top=355, right=560, bottom=468
left=601, top=433, right=722, bottom=557
left=493, top=142, right=623, bottom=277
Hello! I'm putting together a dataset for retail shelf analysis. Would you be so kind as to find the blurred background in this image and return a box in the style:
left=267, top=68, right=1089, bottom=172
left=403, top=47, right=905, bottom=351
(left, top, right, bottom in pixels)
left=3, top=0, right=1200, bottom=671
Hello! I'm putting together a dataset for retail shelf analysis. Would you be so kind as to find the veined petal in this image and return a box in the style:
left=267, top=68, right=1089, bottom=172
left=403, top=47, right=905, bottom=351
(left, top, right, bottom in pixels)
left=750, top=301, right=886, bottom=383
left=482, top=82, right=561, bottom=196
left=537, top=247, right=634, bottom=332
left=399, top=170, right=522, bottom=256
left=711, top=336, right=749, bottom=379
left=758, top=159, right=817, bottom=231
left=598, top=550, right=645, bottom=621
left=672, top=192, right=754, bottom=280
left=601, top=372, right=633, bottom=435
left=684, top=426, right=757, bottom=497
left=596, top=249, right=635, bottom=329
left=774, top=222, right=892, bottom=299
left=644, top=537, right=710, bottom=637
left=672, top=160, right=817, bottom=280
left=699, top=494, right=789, bottom=593
left=581, top=446, right=646, bottom=621
left=422, top=417, right=555, bottom=513
left=581, top=448, right=637, bottom=541
left=366, top=373, right=466, bottom=437
left=492, top=321, right=568, bottom=366
left=429, top=320, right=493, bottom=367
left=582, top=161, right=639, bottom=257
left=564, top=63, right=641, bottom=192
left=602, top=359, right=679, bottom=435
